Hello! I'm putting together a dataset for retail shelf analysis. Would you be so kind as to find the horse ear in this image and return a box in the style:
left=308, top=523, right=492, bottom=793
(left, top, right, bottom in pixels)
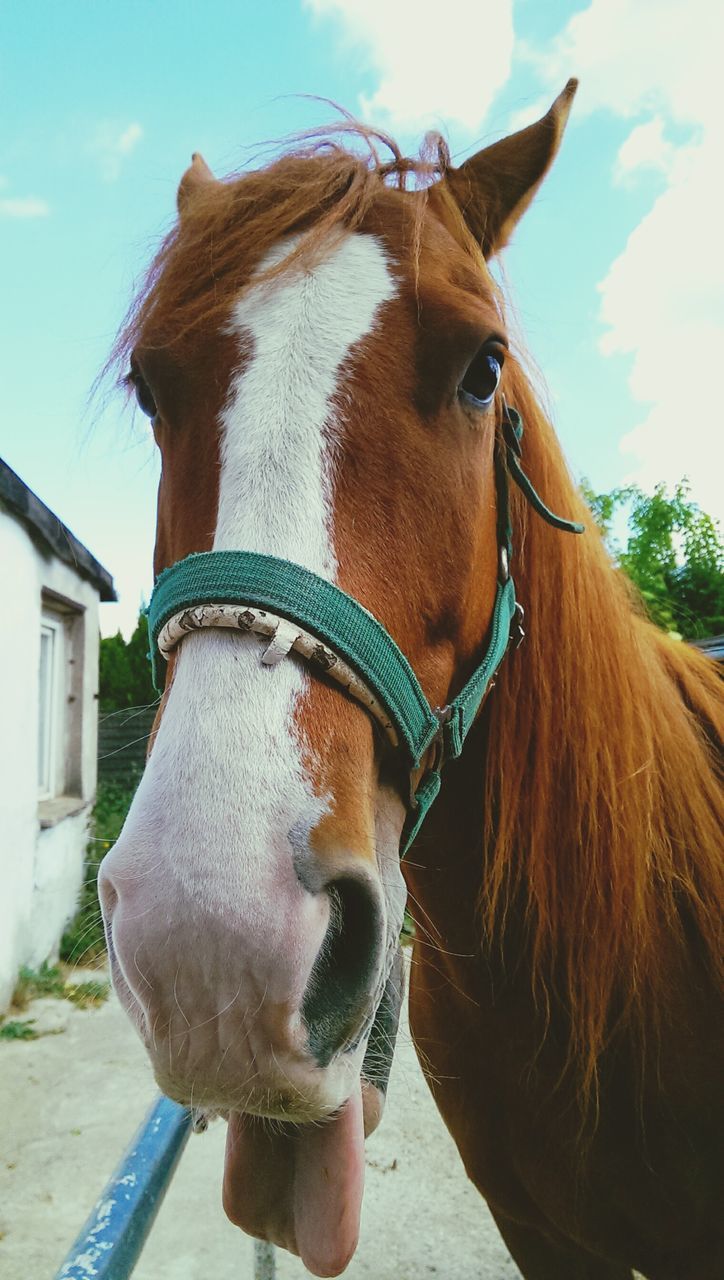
left=177, top=152, right=217, bottom=214
left=445, top=79, right=578, bottom=258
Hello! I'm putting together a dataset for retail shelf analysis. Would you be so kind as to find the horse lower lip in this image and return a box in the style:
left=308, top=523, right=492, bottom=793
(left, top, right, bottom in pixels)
left=154, top=1076, right=342, bottom=1125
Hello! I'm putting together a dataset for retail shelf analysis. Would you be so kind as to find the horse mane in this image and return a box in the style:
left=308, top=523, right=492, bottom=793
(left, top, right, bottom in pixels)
left=480, top=358, right=724, bottom=1099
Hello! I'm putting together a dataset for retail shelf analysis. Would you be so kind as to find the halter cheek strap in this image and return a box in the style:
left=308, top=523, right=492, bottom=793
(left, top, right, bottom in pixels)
left=146, top=405, right=583, bottom=856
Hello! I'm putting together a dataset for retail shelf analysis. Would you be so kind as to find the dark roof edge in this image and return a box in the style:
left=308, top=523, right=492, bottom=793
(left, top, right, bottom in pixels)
left=0, top=457, right=117, bottom=602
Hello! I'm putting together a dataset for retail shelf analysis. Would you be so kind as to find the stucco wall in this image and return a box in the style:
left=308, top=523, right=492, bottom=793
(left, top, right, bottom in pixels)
left=28, top=813, right=89, bottom=970
left=0, top=506, right=101, bottom=1010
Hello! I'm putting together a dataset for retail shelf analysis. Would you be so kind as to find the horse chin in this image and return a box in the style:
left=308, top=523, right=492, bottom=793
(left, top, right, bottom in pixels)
left=220, top=957, right=402, bottom=1276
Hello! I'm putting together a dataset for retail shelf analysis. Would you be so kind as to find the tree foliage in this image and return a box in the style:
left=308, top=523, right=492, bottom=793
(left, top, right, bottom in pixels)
left=99, top=611, right=157, bottom=711
left=581, top=479, right=724, bottom=640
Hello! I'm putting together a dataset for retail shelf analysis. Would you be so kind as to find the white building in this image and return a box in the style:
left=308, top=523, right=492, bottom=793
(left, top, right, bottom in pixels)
left=0, top=459, right=115, bottom=1011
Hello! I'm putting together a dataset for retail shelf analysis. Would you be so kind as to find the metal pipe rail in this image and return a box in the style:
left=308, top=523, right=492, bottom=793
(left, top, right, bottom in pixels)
left=53, top=1095, right=275, bottom=1279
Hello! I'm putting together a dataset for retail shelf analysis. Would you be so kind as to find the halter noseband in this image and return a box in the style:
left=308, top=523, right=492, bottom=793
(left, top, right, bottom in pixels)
left=147, top=405, right=583, bottom=855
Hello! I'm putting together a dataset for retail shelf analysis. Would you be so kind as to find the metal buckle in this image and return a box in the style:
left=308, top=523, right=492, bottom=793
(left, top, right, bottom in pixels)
left=499, top=545, right=510, bottom=583
left=430, top=705, right=453, bottom=773
left=408, top=704, right=452, bottom=812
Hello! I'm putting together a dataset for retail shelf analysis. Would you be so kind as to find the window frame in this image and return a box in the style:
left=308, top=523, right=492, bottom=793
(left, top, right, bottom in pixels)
left=38, top=610, right=66, bottom=800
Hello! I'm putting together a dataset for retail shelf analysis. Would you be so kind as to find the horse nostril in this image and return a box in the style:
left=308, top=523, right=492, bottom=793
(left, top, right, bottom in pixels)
left=97, top=863, right=118, bottom=921
left=302, top=874, right=384, bottom=1068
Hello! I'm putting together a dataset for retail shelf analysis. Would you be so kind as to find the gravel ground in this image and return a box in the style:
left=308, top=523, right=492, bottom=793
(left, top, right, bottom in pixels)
left=0, top=971, right=520, bottom=1280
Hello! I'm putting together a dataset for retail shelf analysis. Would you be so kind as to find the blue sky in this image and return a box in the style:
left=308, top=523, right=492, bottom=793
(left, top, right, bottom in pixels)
left=2, top=0, right=721, bottom=635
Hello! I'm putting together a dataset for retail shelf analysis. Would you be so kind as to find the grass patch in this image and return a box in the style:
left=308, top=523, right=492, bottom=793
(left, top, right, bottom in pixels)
left=7, top=962, right=110, bottom=1015
left=0, top=1020, right=41, bottom=1041
left=0, top=964, right=110, bottom=1045
left=12, top=961, right=66, bottom=1008
left=60, top=779, right=137, bottom=964
left=65, top=979, right=110, bottom=1009
left=0, top=1018, right=66, bottom=1041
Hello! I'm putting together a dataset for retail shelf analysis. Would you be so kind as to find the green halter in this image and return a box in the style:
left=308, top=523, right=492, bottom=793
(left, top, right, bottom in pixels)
left=147, top=405, right=583, bottom=855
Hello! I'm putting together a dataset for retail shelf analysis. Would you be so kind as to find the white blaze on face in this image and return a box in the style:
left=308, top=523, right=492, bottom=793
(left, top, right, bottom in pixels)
left=215, top=232, right=396, bottom=570
left=116, top=232, right=397, bottom=1012
left=103, top=233, right=401, bottom=1272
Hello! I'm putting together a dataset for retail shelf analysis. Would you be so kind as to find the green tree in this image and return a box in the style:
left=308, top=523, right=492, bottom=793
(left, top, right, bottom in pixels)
left=126, top=612, right=157, bottom=707
left=98, top=632, right=131, bottom=712
left=99, top=611, right=156, bottom=711
left=581, top=479, right=724, bottom=640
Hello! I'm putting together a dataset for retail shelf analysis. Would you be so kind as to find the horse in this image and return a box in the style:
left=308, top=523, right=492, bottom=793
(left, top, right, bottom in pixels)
left=98, top=80, right=724, bottom=1279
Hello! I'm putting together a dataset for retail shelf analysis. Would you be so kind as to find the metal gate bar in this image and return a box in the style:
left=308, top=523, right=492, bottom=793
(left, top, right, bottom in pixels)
left=54, top=1095, right=192, bottom=1279
left=53, top=1095, right=276, bottom=1279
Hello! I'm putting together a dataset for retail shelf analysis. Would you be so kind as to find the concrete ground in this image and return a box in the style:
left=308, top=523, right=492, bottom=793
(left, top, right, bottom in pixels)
left=0, top=972, right=521, bottom=1280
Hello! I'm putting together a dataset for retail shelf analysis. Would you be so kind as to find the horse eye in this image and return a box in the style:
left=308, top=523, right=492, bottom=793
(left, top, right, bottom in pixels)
left=459, top=349, right=504, bottom=408
left=130, top=369, right=157, bottom=419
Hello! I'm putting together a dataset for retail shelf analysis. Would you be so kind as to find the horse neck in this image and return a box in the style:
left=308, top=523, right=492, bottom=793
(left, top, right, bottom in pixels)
left=450, top=379, right=723, bottom=1090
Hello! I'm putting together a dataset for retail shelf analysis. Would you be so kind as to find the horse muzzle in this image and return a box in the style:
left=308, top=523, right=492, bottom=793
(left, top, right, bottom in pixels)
left=99, top=828, right=399, bottom=1116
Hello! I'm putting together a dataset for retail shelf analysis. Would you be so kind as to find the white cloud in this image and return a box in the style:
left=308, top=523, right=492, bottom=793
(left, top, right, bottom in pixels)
left=0, top=195, right=50, bottom=218
left=304, top=0, right=514, bottom=132
left=613, top=116, right=675, bottom=184
left=117, top=122, right=143, bottom=155
left=0, top=173, right=50, bottom=217
left=599, top=134, right=724, bottom=521
left=536, top=0, right=724, bottom=523
left=89, top=121, right=143, bottom=182
left=531, top=0, right=721, bottom=127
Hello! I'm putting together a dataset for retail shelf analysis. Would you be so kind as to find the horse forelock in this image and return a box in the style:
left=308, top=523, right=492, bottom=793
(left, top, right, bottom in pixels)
left=105, top=120, right=480, bottom=385
left=475, top=358, right=724, bottom=1101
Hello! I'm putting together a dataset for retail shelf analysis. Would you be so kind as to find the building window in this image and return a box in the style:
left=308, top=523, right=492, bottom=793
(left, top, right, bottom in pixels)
left=38, top=612, right=65, bottom=798
left=37, top=598, right=84, bottom=801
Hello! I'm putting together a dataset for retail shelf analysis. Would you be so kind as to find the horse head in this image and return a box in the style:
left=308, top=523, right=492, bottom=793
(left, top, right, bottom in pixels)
left=99, top=82, right=577, bottom=1276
